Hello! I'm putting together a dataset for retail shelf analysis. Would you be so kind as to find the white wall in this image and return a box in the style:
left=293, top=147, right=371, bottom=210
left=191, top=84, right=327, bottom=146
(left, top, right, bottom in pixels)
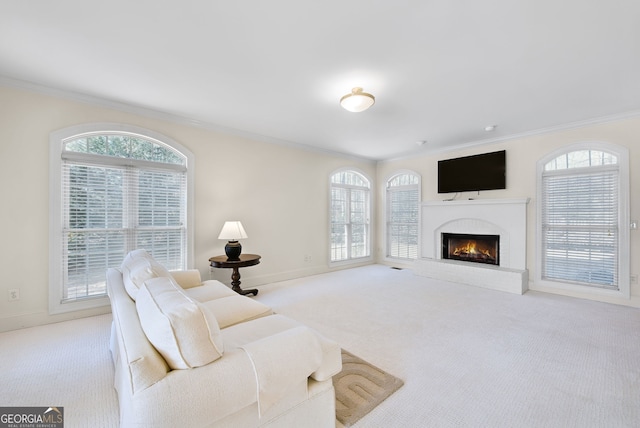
left=2, top=83, right=638, bottom=332
left=376, top=118, right=640, bottom=307
left=0, top=85, right=375, bottom=331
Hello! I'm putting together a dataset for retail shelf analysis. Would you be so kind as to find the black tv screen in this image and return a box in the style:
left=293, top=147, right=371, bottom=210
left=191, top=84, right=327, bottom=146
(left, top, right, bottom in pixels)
left=438, top=150, right=506, bottom=193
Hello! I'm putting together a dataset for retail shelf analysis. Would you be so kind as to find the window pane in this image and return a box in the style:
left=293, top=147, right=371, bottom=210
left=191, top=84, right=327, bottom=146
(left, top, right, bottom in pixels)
left=543, top=227, right=617, bottom=287
left=65, top=230, right=126, bottom=300
left=388, top=224, right=419, bottom=259
left=67, top=165, right=124, bottom=229
left=331, top=187, right=347, bottom=224
left=350, top=189, right=367, bottom=224
left=351, top=223, right=368, bottom=258
left=65, top=133, right=186, bottom=166
left=107, top=135, right=129, bottom=158
left=66, top=138, right=87, bottom=153
left=138, top=170, right=184, bottom=227
left=136, top=229, right=185, bottom=270
left=331, top=171, right=369, bottom=188
left=545, top=149, right=617, bottom=171
left=331, top=223, right=348, bottom=261
left=389, top=174, right=419, bottom=187
left=87, top=135, right=107, bottom=155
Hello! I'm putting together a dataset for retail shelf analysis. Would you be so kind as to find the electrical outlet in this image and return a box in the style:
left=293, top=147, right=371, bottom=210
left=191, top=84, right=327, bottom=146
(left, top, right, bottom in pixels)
left=304, top=254, right=312, bottom=263
left=631, top=275, right=638, bottom=284
left=8, top=289, right=20, bottom=301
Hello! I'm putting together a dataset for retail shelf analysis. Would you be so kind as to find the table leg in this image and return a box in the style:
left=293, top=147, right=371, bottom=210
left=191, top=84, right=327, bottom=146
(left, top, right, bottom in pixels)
left=230, top=266, right=258, bottom=296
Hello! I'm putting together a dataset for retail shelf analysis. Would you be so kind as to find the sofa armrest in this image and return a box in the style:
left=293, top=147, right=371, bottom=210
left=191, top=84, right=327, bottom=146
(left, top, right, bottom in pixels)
left=130, top=348, right=260, bottom=426
left=240, top=326, right=323, bottom=416
left=309, top=333, right=342, bottom=382
left=169, top=269, right=202, bottom=289
left=222, top=313, right=342, bottom=382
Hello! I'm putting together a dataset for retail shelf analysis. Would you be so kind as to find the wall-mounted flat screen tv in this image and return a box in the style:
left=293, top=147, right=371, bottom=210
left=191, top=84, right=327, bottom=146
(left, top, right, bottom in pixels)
left=437, top=150, right=506, bottom=193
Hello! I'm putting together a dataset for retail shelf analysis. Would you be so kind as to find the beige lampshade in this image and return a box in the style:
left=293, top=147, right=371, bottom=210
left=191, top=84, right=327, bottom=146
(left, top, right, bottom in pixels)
left=218, top=221, right=248, bottom=241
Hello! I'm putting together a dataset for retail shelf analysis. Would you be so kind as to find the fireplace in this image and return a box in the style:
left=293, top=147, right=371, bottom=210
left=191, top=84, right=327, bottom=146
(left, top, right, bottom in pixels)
left=417, top=199, right=529, bottom=294
left=442, top=233, right=499, bottom=266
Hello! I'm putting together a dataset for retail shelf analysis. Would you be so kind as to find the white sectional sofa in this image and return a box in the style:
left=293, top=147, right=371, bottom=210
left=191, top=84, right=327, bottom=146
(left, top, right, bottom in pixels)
left=107, top=249, right=342, bottom=427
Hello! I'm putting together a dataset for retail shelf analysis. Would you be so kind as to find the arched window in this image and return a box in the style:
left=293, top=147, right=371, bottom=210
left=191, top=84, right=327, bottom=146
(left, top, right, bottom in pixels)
left=49, top=124, right=194, bottom=313
left=537, top=142, right=629, bottom=297
left=386, top=171, right=420, bottom=260
left=330, top=169, right=371, bottom=263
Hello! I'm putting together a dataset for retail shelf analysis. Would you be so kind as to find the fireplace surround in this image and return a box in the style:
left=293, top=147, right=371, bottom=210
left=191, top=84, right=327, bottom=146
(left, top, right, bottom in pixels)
left=414, top=198, right=530, bottom=294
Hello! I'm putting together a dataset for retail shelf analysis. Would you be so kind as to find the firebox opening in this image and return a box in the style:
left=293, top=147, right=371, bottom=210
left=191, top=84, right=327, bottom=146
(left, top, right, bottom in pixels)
left=442, top=233, right=499, bottom=266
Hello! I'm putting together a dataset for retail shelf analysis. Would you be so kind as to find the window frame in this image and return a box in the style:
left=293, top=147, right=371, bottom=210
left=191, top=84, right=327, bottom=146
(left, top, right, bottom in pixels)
left=535, top=141, right=630, bottom=299
left=329, top=168, right=373, bottom=267
left=384, top=170, right=421, bottom=262
left=49, top=123, right=195, bottom=314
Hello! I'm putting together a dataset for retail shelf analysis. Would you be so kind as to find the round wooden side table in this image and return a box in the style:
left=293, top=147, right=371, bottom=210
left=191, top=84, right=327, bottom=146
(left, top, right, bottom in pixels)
left=208, top=253, right=261, bottom=296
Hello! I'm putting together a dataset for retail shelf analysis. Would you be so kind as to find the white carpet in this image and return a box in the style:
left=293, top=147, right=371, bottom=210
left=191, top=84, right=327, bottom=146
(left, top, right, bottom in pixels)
left=0, top=313, right=118, bottom=427
left=255, top=265, right=640, bottom=428
left=1, top=265, right=639, bottom=428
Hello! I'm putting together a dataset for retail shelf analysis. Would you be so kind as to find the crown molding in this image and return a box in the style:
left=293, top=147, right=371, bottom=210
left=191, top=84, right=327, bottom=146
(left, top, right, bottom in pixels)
left=4, top=75, right=637, bottom=166
left=0, top=75, right=376, bottom=165
left=382, top=109, right=640, bottom=163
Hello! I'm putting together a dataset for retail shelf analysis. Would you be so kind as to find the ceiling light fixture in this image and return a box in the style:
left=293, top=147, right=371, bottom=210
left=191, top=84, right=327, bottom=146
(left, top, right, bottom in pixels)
left=340, top=87, right=375, bottom=112
left=484, top=125, right=497, bottom=132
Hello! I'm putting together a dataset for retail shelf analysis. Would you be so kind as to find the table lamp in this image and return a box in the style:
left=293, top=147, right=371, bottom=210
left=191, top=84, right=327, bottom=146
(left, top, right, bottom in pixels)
left=218, top=221, right=248, bottom=260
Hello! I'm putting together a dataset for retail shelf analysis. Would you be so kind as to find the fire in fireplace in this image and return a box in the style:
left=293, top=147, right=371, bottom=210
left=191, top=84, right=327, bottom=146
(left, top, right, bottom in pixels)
left=442, top=233, right=499, bottom=266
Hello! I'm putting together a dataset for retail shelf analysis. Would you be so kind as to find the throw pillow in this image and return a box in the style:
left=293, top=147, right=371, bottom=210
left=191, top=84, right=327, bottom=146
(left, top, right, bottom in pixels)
left=122, top=257, right=172, bottom=300
left=136, top=277, right=224, bottom=369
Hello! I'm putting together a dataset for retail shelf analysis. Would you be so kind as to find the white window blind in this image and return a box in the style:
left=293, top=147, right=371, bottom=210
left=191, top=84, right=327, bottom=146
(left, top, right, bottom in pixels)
left=330, top=171, right=370, bottom=262
left=59, top=133, right=187, bottom=302
left=541, top=157, right=619, bottom=289
left=386, top=173, right=420, bottom=259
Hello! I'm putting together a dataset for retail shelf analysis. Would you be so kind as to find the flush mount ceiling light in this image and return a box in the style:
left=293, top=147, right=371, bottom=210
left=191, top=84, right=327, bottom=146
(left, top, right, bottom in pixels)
left=340, top=87, right=375, bottom=112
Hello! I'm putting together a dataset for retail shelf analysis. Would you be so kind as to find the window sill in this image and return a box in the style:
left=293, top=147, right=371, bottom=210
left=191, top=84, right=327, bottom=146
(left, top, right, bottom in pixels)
left=49, top=295, right=110, bottom=315
left=329, top=256, right=373, bottom=269
left=531, top=278, right=630, bottom=302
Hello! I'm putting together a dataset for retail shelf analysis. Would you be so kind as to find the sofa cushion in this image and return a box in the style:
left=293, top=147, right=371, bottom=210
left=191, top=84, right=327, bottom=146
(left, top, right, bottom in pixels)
left=168, top=269, right=203, bottom=289
left=183, top=280, right=237, bottom=302
left=201, top=295, right=273, bottom=329
left=136, top=276, right=224, bottom=369
left=122, top=255, right=172, bottom=300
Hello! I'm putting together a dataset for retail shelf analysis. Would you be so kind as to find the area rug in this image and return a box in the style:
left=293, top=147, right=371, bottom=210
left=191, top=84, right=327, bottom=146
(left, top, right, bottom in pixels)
left=333, top=349, right=404, bottom=427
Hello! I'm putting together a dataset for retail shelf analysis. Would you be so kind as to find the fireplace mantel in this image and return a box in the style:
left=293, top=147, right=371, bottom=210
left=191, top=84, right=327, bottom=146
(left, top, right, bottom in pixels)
left=422, top=198, right=530, bottom=208
left=415, top=198, right=530, bottom=294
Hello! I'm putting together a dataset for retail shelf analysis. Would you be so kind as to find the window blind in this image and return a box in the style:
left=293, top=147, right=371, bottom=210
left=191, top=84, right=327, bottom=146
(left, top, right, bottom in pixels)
left=541, top=167, right=618, bottom=289
left=387, top=185, right=419, bottom=259
left=330, top=187, right=348, bottom=261
left=350, top=188, right=369, bottom=259
left=61, top=160, right=186, bottom=301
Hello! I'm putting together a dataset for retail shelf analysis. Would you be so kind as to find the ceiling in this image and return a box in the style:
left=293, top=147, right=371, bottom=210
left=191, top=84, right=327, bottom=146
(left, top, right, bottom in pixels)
left=2, top=0, right=639, bottom=161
